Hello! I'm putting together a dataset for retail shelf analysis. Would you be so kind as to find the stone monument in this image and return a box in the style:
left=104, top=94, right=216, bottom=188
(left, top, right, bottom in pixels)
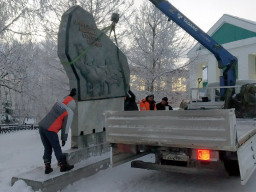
left=58, top=6, right=130, bottom=162
left=10, top=7, right=129, bottom=192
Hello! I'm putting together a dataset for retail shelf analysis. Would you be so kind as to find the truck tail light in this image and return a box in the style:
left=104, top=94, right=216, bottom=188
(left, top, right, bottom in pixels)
left=197, top=149, right=210, bottom=161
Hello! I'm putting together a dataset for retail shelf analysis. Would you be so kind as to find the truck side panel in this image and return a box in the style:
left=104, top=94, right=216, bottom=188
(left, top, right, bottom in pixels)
left=238, top=134, right=256, bottom=185
left=105, top=109, right=237, bottom=151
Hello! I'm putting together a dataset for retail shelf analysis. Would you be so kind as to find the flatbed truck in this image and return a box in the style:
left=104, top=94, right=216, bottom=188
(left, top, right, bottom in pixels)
left=105, top=0, right=256, bottom=185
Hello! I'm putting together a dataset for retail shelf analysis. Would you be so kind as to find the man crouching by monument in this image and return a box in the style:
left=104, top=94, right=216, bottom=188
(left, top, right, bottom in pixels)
left=39, top=88, right=76, bottom=174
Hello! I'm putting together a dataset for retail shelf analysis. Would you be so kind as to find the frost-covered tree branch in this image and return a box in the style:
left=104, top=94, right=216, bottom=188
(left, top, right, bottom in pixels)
left=124, top=2, right=195, bottom=105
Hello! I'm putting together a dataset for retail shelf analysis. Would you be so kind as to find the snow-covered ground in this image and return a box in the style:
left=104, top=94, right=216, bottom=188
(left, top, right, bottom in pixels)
left=1, top=130, right=256, bottom=192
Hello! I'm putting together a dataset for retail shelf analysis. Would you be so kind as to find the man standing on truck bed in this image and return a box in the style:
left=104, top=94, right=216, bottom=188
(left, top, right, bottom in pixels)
left=156, top=97, right=173, bottom=110
left=140, top=95, right=156, bottom=111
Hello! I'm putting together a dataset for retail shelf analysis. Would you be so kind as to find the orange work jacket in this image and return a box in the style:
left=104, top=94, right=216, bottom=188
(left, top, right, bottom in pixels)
left=140, top=99, right=156, bottom=111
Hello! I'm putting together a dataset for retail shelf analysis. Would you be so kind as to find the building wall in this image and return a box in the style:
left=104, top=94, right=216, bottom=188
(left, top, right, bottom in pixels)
left=189, top=37, right=256, bottom=88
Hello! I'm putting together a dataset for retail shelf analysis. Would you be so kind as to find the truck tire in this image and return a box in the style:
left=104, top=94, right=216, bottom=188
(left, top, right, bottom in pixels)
left=224, top=160, right=240, bottom=176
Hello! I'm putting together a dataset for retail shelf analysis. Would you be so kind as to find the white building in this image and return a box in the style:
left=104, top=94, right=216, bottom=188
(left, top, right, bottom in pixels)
left=188, top=14, right=256, bottom=89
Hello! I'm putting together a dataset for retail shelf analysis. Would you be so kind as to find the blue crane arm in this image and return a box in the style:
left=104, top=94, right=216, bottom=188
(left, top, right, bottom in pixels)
left=148, top=0, right=237, bottom=87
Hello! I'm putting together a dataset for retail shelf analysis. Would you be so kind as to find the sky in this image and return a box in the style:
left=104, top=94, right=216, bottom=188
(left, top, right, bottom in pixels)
left=136, top=0, right=256, bottom=32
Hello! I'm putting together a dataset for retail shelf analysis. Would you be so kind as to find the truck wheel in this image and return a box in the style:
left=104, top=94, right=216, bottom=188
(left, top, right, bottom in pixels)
left=224, top=160, right=240, bottom=176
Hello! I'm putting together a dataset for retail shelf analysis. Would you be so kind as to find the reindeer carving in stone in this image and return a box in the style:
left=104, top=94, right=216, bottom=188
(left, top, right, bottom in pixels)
left=105, top=57, right=122, bottom=88
left=74, top=44, right=110, bottom=97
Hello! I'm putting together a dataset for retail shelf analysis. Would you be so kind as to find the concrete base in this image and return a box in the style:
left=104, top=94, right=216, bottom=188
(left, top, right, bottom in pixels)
left=11, top=155, right=110, bottom=192
left=67, top=131, right=110, bottom=165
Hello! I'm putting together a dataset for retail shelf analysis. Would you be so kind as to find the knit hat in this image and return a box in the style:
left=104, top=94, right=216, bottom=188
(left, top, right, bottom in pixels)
left=69, top=88, right=76, bottom=97
left=63, top=88, right=76, bottom=106
left=162, top=97, right=168, bottom=102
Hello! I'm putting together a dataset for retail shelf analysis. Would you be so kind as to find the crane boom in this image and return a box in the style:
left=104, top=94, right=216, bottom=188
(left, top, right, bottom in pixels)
left=148, top=0, right=237, bottom=89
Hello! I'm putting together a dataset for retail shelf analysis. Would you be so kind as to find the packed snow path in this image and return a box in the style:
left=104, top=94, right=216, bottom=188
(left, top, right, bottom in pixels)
left=1, top=130, right=256, bottom=192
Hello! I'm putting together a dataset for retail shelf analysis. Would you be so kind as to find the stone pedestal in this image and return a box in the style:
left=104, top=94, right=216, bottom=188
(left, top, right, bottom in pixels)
left=12, top=157, right=110, bottom=192
left=66, top=97, right=123, bottom=163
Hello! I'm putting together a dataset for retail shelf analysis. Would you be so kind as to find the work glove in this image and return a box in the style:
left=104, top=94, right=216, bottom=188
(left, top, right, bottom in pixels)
left=62, top=141, right=66, bottom=147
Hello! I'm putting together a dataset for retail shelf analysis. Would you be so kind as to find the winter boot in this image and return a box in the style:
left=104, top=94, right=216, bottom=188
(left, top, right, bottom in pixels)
left=45, top=163, right=53, bottom=174
left=59, top=157, right=74, bottom=172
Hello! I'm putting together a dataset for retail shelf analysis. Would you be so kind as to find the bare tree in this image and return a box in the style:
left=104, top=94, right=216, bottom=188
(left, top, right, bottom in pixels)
left=0, top=0, right=135, bottom=121
left=38, top=0, right=134, bottom=42
left=0, top=0, right=44, bottom=40
left=124, top=2, right=194, bottom=105
left=0, top=0, right=45, bottom=100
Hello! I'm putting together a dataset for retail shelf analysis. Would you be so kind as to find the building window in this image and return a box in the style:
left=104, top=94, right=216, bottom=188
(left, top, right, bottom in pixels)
left=202, top=66, right=208, bottom=87
left=248, top=54, right=256, bottom=79
left=171, top=77, right=187, bottom=92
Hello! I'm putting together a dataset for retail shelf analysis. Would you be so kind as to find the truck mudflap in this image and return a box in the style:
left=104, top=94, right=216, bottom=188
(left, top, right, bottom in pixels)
left=110, top=144, right=149, bottom=167
left=237, top=133, right=256, bottom=185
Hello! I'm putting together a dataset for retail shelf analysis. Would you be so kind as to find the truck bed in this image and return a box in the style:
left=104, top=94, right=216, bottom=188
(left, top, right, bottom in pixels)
left=105, top=109, right=256, bottom=152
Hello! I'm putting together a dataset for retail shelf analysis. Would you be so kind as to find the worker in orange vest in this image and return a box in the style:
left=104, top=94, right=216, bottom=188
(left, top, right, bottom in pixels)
left=140, top=94, right=156, bottom=111
left=39, top=88, right=76, bottom=174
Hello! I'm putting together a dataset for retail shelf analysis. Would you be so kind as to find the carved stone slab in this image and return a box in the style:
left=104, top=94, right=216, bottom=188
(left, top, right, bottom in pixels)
left=58, top=6, right=130, bottom=101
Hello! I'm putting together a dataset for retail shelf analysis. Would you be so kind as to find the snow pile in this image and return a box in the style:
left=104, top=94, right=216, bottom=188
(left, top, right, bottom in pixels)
left=0, top=130, right=71, bottom=192
left=11, top=180, right=34, bottom=192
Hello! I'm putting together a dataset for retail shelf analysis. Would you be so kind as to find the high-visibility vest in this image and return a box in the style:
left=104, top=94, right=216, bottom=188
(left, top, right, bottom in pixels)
left=139, top=99, right=156, bottom=111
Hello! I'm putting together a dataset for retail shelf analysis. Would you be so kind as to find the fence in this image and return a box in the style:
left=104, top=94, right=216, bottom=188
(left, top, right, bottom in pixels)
left=0, top=124, right=39, bottom=134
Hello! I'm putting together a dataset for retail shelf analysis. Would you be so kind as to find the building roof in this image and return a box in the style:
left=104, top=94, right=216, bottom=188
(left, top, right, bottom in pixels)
left=188, top=14, right=256, bottom=55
